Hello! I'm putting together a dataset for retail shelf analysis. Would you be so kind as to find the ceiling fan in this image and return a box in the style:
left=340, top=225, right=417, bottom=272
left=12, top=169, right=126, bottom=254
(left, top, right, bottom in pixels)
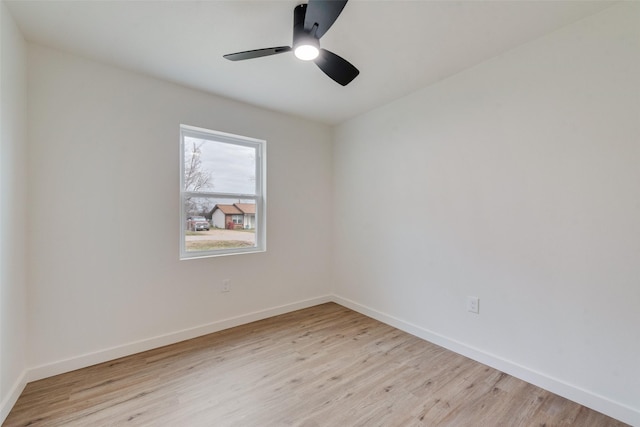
left=223, top=0, right=359, bottom=86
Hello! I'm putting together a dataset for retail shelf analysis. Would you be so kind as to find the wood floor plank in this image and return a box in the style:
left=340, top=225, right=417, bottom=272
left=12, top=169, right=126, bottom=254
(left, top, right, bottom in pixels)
left=3, top=303, right=628, bottom=426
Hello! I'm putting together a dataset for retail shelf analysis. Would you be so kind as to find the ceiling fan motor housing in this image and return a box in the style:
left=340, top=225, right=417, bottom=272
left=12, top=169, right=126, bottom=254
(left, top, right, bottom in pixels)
left=293, top=4, right=319, bottom=52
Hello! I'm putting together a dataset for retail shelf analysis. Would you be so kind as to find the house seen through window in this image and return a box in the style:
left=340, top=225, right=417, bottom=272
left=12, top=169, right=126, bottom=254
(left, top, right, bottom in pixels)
left=180, top=125, right=266, bottom=259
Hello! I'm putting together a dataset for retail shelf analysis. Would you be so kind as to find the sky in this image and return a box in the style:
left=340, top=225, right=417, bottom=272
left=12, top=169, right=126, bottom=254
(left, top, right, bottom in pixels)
left=185, top=136, right=256, bottom=195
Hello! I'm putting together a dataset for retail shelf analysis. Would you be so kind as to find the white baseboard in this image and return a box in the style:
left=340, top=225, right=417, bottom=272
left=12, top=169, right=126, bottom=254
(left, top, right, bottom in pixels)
left=27, top=295, right=333, bottom=382
left=0, top=369, right=27, bottom=424
left=332, top=294, right=640, bottom=427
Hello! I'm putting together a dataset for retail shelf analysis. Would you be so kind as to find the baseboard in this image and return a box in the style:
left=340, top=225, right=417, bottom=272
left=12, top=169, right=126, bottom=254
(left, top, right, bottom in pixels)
left=0, top=369, right=27, bottom=424
left=332, top=294, right=640, bottom=427
left=27, top=295, right=333, bottom=383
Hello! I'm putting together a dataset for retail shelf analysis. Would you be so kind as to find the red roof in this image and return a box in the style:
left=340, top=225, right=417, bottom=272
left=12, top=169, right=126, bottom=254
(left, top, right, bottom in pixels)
left=234, top=203, right=255, bottom=214
left=211, top=203, right=255, bottom=215
left=212, top=204, right=243, bottom=215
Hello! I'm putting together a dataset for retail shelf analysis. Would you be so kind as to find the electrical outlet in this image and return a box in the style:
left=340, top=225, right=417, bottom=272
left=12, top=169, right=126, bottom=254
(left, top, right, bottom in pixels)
left=221, top=279, right=231, bottom=293
left=467, top=296, right=479, bottom=314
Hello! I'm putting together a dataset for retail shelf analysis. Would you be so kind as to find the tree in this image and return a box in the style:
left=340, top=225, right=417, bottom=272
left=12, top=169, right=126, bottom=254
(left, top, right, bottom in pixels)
left=184, top=141, right=213, bottom=216
left=184, top=141, right=211, bottom=192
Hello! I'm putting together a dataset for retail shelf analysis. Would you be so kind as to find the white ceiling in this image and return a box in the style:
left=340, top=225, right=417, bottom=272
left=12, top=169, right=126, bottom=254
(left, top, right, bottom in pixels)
left=6, top=0, right=614, bottom=125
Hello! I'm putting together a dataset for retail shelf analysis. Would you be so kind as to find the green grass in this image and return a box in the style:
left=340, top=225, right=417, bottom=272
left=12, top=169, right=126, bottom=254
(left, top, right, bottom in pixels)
left=186, top=240, right=254, bottom=251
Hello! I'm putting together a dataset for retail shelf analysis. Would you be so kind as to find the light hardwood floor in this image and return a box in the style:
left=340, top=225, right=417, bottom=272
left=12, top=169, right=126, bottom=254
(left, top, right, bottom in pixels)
left=4, top=303, right=628, bottom=426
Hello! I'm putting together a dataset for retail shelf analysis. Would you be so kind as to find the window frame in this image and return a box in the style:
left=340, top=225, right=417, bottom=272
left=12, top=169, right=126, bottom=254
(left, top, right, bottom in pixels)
left=179, top=124, right=266, bottom=259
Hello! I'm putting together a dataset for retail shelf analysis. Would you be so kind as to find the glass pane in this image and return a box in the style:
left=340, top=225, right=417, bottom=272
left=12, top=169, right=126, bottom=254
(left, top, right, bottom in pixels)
left=184, top=136, right=256, bottom=195
left=184, top=197, right=257, bottom=252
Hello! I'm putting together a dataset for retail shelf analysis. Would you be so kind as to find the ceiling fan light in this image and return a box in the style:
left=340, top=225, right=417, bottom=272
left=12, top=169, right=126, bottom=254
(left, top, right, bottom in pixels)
left=294, top=44, right=319, bottom=61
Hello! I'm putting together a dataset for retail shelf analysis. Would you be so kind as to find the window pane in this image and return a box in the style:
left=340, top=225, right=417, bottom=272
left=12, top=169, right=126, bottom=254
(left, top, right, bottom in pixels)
left=184, top=136, right=256, bottom=195
left=184, top=197, right=257, bottom=253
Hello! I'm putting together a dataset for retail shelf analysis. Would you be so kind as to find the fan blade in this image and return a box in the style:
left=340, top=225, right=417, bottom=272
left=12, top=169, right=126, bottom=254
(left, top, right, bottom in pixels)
left=304, top=0, right=348, bottom=39
left=314, top=48, right=359, bottom=86
left=223, top=46, right=291, bottom=61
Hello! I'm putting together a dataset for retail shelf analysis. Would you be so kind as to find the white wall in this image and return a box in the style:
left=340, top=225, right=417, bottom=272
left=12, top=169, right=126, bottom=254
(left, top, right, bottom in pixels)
left=0, top=1, right=28, bottom=420
left=26, top=44, right=333, bottom=376
left=333, top=3, right=639, bottom=425
left=212, top=209, right=225, bottom=229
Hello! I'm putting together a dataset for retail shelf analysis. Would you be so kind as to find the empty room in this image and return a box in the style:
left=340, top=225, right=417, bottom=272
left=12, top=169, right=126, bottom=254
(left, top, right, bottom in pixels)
left=1, top=0, right=638, bottom=425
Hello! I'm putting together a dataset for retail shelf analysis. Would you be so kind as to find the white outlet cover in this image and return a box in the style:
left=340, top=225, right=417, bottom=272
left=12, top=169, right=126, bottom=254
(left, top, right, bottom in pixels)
left=467, top=296, right=479, bottom=314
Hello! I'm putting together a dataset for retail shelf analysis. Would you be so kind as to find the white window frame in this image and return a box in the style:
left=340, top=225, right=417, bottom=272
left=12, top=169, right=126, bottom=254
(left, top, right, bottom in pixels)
left=180, top=124, right=266, bottom=259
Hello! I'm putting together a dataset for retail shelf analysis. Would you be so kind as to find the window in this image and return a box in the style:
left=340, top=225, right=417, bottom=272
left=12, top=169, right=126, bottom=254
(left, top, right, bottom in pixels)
left=180, top=125, right=265, bottom=259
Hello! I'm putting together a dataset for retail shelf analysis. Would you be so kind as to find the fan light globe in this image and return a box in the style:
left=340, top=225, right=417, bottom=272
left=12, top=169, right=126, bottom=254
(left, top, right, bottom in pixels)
left=294, top=44, right=319, bottom=61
